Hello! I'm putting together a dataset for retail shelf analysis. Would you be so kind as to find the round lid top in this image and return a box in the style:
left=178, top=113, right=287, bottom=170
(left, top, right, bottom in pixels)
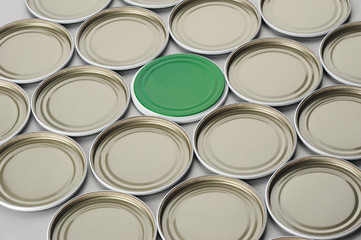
left=133, top=54, right=225, bottom=117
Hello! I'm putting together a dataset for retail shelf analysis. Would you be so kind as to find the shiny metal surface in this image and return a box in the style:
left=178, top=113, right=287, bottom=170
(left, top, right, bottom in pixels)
left=266, top=156, right=361, bottom=239
left=0, top=80, right=30, bottom=145
left=25, top=0, right=112, bottom=24
left=0, top=132, right=86, bottom=211
left=90, top=116, right=192, bottom=195
left=194, top=103, right=296, bottom=179
left=271, top=238, right=310, bottom=240
left=76, top=7, right=168, bottom=70
left=48, top=191, right=156, bottom=240
left=158, top=176, right=266, bottom=240
left=321, top=21, right=361, bottom=86
left=295, top=86, right=361, bottom=160
left=124, top=0, right=181, bottom=9
left=169, top=0, right=261, bottom=54
left=260, top=0, right=351, bottom=37
left=226, top=38, right=322, bottom=106
left=0, top=19, right=73, bottom=83
left=32, top=66, right=129, bottom=136
left=1, top=0, right=361, bottom=239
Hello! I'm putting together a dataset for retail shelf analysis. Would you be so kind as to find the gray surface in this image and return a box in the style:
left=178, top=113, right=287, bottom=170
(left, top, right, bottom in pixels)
left=0, top=0, right=360, bottom=239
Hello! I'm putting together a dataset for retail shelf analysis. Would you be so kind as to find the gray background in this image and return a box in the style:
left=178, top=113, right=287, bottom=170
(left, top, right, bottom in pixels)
left=0, top=0, right=361, bottom=239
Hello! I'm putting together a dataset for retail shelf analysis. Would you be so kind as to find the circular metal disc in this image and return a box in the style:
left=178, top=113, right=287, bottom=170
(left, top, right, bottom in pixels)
left=194, top=103, right=297, bottom=179
left=0, top=132, right=86, bottom=211
left=271, top=238, right=310, bottom=240
left=123, top=0, right=181, bottom=9
left=76, top=7, right=168, bottom=70
left=25, top=0, right=112, bottom=24
left=226, top=38, right=322, bottom=106
left=158, top=175, right=267, bottom=240
left=0, top=80, right=30, bottom=145
left=169, top=0, right=261, bottom=54
left=321, top=21, right=361, bottom=86
left=266, top=156, right=361, bottom=239
left=48, top=191, right=156, bottom=240
left=260, top=0, right=351, bottom=37
left=131, top=54, right=227, bottom=123
left=90, top=116, right=193, bottom=195
left=0, top=19, right=74, bottom=84
left=32, top=66, right=130, bottom=137
left=295, top=86, right=361, bottom=160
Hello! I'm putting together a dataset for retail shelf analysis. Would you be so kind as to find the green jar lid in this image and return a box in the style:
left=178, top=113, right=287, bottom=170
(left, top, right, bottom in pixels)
left=132, top=54, right=226, bottom=122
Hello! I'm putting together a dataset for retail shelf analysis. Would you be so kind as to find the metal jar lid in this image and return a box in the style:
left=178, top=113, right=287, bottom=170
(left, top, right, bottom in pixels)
left=194, top=103, right=297, bottom=179
left=0, top=19, right=74, bottom=84
left=259, top=0, right=351, bottom=37
left=158, top=175, right=267, bottom=240
left=76, top=6, right=169, bottom=70
left=32, top=66, right=130, bottom=137
left=225, top=38, right=322, bottom=106
left=271, top=238, right=310, bottom=240
left=131, top=54, right=228, bottom=123
left=48, top=191, right=156, bottom=240
left=90, top=116, right=193, bottom=195
left=295, top=85, right=361, bottom=160
left=123, top=0, right=181, bottom=9
left=0, top=80, right=30, bottom=145
left=0, top=132, right=87, bottom=211
left=320, top=21, right=361, bottom=86
left=25, top=0, right=112, bottom=24
left=169, top=0, right=261, bottom=54
left=266, top=156, right=361, bottom=239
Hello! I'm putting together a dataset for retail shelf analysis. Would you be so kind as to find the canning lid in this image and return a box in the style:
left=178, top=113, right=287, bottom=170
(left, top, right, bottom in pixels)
left=90, top=116, right=193, bottom=195
left=225, top=38, right=322, bottom=106
left=25, top=0, right=112, bottom=24
left=271, top=238, right=310, bottom=240
left=123, top=0, right=181, bottom=9
left=32, top=66, right=130, bottom=137
left=0, top=80, right=30, bottom=145
left=169, top=0, right=261, bottom=54
left=194, top=103, right=296, bottom=179
left=76, top=7, right=168, bottom=70
left=132, top=54, right=227, bottom=123
left=320, top=21, right=361, bottom=86
left=158, top=175, right=267, bottom=240
left=295, top=85, right=361, bottom=160
left=0, top=132, right=86, bottom=211
left=48, top=191, right=156, bottom=240
left=0, top=19, right=73, bottom=84
left=266, top=156, right=361, bottom=239
left=259, top=0, right=351, bottom=37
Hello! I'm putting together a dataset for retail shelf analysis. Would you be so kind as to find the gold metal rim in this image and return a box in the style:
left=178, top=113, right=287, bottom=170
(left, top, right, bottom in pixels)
left=48, top=191, right=156, bottom=240
left=158, top=175, right=267, bottom=239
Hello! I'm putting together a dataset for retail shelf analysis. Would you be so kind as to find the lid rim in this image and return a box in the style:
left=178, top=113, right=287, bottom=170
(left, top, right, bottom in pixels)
left=0, top=80, right=31, bottom=145
left=265, top=156, right=361, bottom=239
left=47, top=190, right=157, bottom=240
left=224, top=37, right=323, bottom=106
left=259, top=0, right=352, bottom=37
left=157, top=175, right=267, bottom=240
left=0, top=19, right=74, bottom=84
left=75, top=6, right=169, bottom=70
left=320, top=21, right=361, bottom=87
left=294, top=85, right=361, bottom=160
left=193, top=102, right=297, bottom=179
left=31, top=66, right=131, bottom=137
left=0, top=132, right=87, bottom=212
left=24, top=0, right=112, bottom=24
left=89, top=116, right=194, bottom=195
left=123, top=0, right=181, bottom=9
left=168, top=0, right=261, bottom=55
